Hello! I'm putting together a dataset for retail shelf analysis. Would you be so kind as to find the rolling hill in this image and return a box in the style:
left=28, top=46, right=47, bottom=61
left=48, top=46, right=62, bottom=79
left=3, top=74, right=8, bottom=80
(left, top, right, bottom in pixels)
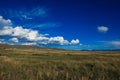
left=0, top=44, right=120, bottom=80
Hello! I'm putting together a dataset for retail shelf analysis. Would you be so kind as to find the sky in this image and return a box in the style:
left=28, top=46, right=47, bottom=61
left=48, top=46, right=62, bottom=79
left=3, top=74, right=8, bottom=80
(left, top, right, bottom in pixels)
left=0, top=0, right=120, bottom=50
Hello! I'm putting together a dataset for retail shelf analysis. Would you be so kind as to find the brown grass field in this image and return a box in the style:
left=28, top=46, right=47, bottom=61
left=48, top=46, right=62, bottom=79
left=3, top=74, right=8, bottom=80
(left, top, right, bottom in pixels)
left=0, top=44, right=120, bottom=80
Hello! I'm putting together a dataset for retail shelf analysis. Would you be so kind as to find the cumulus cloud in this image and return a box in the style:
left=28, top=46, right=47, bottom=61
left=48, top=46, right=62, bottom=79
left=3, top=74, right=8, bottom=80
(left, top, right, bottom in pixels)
left=70, top=39, right=79, bottom=44
left=0, top=16, right=13, bottom=35
left=12, top=26, right=40, bottom=41
left=48, top=36, right=69, bottom=45
left=0, top=16, right=12, bottom=28
left=0, top=16, right=80, bottom=45
left=0, top=26, right=69, bottom=45
left=0, top=26, right=13, bottom=36
left=97, top=26, right=109, bottom=33
left=10, top=37, right=19, bottom=43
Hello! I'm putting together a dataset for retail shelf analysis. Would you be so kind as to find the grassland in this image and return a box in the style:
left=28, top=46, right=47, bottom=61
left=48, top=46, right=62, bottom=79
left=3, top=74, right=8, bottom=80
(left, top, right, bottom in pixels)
left=0, top=44, right=120, bottom=80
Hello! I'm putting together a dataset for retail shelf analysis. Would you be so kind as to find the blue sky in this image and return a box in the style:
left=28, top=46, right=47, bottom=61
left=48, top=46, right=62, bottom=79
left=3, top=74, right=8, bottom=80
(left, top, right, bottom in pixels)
left=0, top=0, right=120, bottom=50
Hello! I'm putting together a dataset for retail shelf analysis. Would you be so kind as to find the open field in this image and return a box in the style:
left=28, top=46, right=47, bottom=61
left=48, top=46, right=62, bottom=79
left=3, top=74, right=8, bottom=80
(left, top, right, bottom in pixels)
left=0, top=44, right=120, bottom=80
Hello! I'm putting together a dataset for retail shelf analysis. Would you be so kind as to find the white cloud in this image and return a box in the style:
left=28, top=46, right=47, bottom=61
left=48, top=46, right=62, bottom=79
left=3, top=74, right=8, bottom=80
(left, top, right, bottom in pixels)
left=97, top=26, right=109, bottom=33
left=10, top=37, right=19, bottom=43
left=70, top=39, right=79, bottom=44
left=12, top=26, right=30, bottom=37
left=48, top=36, right=69, bottom=45
left=0, top=16, right=13, bottom=35
left=12, top=26, right=40, bottom=41
left=0, top=16, right=80, bottom=45
left=22, top=42, right=37, bottom=46
left=0, top=16, right=12, bottom=28
left=0, top=26, right=13, bottom=36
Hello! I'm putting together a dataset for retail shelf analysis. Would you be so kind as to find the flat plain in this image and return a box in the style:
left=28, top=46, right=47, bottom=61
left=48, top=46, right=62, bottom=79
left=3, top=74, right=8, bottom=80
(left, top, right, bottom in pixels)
left=0, top=44, right=120, bottom=80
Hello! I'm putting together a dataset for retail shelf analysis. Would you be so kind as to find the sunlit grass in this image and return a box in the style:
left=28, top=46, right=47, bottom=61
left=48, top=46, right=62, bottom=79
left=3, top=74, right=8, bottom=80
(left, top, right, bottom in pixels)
left=0, top=44, right=120, bottom=80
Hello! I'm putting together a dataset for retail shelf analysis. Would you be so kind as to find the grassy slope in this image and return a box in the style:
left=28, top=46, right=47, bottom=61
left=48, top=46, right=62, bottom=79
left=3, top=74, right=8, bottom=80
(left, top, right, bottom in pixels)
left=0, top=44, right=120, bottom=80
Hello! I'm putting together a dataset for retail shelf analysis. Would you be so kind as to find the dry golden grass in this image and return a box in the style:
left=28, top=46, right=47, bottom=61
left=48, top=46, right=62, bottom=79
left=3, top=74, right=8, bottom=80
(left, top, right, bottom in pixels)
left=0, top=44, right=120, bottom=80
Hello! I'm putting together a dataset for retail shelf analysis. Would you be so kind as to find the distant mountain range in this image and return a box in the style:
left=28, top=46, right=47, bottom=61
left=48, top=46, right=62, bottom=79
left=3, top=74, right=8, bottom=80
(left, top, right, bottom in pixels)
left=0, top=43, right=120, bottom=51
